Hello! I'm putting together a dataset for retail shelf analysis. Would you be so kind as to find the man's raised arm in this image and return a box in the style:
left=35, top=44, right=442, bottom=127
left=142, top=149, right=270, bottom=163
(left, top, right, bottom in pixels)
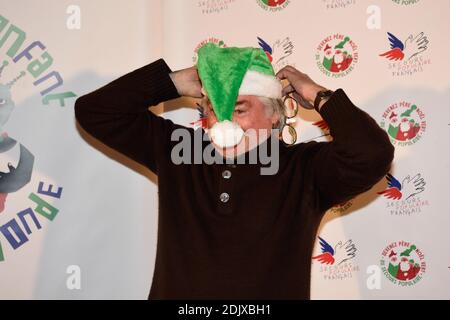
left=74, top=59, right=183, bottom=173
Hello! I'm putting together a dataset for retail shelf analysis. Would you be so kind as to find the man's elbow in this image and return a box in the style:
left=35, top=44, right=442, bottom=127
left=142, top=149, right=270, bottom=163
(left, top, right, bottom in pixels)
left=379, top=130, right=395, bottom=162
left=74, top=95, right=91, bottom=129
left=370, top=133, right=395, bottom=176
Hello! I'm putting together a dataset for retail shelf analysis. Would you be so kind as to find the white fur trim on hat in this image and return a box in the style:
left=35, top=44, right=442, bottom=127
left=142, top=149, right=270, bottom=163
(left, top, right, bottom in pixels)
left=209, top=120, right=244, bottom=148
left=238, top=70, right=282, bottom=99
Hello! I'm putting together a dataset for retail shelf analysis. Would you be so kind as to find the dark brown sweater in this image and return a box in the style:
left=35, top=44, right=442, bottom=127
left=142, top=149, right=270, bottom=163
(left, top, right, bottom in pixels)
left=74, top=59, right=394, bottom=300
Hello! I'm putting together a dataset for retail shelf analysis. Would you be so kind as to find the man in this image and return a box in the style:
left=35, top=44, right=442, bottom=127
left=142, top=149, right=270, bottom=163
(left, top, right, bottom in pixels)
left=74, top=44, right=394, bottom=299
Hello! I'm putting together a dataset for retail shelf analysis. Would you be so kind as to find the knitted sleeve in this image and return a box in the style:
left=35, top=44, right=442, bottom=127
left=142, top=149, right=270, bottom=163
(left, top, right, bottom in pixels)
left=306, top=89, right=395, bottom=212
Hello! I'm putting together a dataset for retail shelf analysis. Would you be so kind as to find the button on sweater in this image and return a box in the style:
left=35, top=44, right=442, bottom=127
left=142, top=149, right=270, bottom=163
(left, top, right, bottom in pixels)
left=74, top=59, right=394, bottom=300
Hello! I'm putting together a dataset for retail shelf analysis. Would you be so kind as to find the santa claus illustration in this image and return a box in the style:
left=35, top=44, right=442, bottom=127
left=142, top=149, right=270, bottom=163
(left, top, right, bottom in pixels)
left=388, top=111, right=421, bottom=142
left=330, top=49, right=353, bottom=73
left=396, top=256, right=421, bottom=281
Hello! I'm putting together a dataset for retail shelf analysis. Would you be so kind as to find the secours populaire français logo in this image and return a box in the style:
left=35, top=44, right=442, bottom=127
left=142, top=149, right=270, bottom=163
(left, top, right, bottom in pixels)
left=380, top=241, right=426, bottom=286
left=315, top=34, right=359, bottom=78
left=257, top=36, right=295, bottom=73
left=312, top=236, right=359, bottom=280
left=377, top=172, right=430, bottom=216
left=379, top=31, right=431, bottom=77
left=322, top=0, right=357, bottom=10
left=380, top=101, right=426, bottom=146
left=392, top=0, right=419, bottom=5
left=256, top=0, right=290, bottom=12
left=329, top=200, right=354, bottom=214
left=197, top=0, right=236, bottom=15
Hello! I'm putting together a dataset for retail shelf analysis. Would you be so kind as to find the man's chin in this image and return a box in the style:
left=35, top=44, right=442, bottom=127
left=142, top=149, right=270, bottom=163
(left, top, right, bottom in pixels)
left=211, top=132, right=269, bottom=159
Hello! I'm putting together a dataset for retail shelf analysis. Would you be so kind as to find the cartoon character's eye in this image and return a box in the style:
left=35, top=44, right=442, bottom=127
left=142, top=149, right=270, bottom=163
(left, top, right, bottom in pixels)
left=0, top=98, right=6, bottom=105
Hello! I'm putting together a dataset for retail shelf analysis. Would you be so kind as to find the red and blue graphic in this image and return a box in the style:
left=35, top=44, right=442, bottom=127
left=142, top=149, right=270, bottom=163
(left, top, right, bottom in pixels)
left=379, top=32, right=429, bottom=61
left=378, top=173, right=426, bottom=200
left=312, top=236, right=357, bottom=266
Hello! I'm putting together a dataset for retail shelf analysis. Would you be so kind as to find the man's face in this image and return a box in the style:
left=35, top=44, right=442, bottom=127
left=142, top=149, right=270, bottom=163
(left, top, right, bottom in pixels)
left=206, top=95, right=276, bottom=132
left=206, top=95, right=279, bottom=156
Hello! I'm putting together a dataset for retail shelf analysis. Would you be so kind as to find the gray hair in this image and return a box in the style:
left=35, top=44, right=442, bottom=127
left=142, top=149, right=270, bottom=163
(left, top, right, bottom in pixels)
left=199, top=95, right=285, bottom=131
left=258, top=96, right=285, bottom=132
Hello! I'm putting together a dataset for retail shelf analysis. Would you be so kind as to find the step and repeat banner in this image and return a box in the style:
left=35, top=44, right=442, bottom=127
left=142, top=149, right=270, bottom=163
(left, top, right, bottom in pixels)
left=162, top=0, right=450, bottom=299
left=0, top=0, right=449, bottom=299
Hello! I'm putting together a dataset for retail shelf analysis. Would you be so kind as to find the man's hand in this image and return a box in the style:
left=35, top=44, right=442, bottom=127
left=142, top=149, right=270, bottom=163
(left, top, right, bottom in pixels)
left=169, top=66, right=203, bottom=98
left=276, top=65, right=329, bottom=111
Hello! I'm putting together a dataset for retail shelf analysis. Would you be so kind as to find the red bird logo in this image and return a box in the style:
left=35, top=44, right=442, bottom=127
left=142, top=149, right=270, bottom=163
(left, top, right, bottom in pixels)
left=190, top=103, right=208, bottom=129
left=312, top=237, right=357, bottom=266
left=379, top=32, right=429, bottom=61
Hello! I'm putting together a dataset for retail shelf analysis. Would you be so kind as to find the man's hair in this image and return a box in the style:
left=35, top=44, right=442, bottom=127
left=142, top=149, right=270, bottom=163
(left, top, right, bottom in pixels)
left=258, top=96, right=285, bottom=131
left=199, top=96, right=285, bottom=131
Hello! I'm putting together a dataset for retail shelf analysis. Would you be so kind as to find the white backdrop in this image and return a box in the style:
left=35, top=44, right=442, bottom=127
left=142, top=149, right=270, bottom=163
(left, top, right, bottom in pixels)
left=0, top=0, right=449, bottom=299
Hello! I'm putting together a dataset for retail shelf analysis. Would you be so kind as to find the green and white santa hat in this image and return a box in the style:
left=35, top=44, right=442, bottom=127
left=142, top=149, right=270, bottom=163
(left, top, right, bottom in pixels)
left=197, top=43, right=282, bottom=148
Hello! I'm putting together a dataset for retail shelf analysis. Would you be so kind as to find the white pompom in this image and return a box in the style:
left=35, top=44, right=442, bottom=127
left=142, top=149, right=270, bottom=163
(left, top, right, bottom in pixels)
left=209, top=120, right=244, bottom=148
